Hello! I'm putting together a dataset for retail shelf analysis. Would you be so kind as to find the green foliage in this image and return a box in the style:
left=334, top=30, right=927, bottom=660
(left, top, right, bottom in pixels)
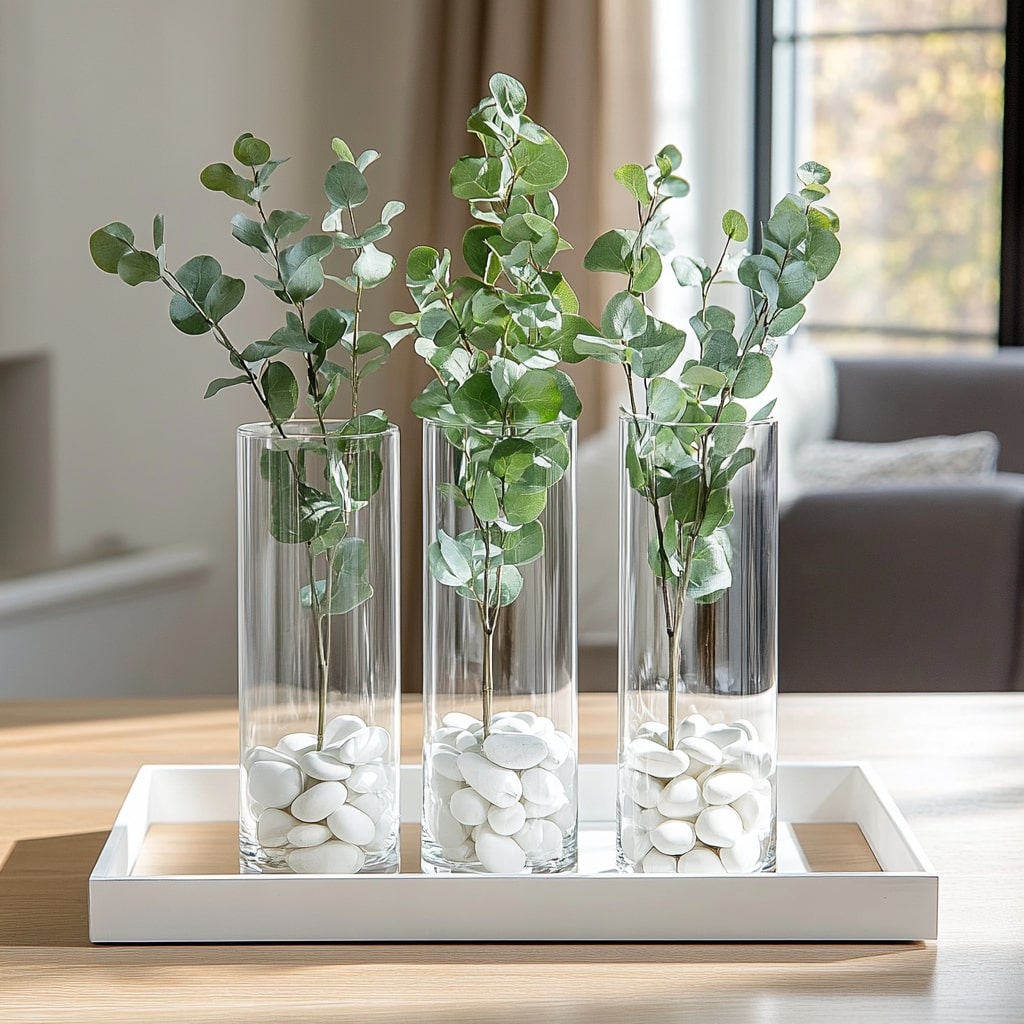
left=584, top=147, right=842, bottom=641
left=406, top=73, right=588, bottom=631
left=89, top=132, right=412, bottom=642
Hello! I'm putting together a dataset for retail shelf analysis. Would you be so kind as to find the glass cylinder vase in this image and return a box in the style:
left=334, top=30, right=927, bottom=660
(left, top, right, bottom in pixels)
left=618, top=415, right=777, bottom=874
left=421, top=418, right=578, bottom=874
left=238, top=421, right=400, bottom=874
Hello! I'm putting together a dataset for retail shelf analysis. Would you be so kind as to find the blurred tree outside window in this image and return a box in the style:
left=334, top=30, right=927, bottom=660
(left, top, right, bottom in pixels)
left=767, top=0, right=1006, bottom=353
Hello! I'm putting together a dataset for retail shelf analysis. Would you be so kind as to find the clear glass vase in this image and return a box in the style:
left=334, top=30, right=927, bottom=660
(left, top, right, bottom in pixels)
left=618, top=415, right=777, bottom=874
left=421, top=418, right=578, bottom=874
left=238, top=421, right=400, bottom=874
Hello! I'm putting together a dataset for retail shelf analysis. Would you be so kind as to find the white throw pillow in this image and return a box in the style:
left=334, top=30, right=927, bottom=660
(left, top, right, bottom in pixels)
left=794, top=432, right=1000, bottom=490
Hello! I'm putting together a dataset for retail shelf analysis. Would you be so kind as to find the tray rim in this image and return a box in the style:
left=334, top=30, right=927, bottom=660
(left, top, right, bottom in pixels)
left=89, top=761, right=938, bottom=943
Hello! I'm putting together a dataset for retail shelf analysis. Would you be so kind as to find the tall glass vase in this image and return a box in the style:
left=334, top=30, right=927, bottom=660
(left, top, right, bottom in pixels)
left=421, top=418, right=578, bottom=874
left=618, top=416, right=777, bottom=874
left=238, top=421, right=400, bottom=874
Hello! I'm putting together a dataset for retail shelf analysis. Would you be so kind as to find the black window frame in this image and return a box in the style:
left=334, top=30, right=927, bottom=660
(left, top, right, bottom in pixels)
left=753, top=0, right=1019, bottom=348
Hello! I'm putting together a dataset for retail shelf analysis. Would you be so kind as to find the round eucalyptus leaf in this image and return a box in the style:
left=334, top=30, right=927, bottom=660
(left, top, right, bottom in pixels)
left=89, top=222, right=135, bottom=273
left=233, top=133, right=271, bottom=167
left=511, top=136, right=568, bottom=195
left=324, top=161, right=369, bottom=208
left=116, top=251, right=160, bottom=286
left=204, top=274, right=245, bottom=322
left=261, top=360, right=298, bottom=422
left=614, top=163, right=652, bottom=205
left=200, top=163, right=252, bottom=203
left=721, top=209, right=749, bottom=243
left=490, top=72, right=528, bottom=120
left=731, top=352, right=772, bottom=399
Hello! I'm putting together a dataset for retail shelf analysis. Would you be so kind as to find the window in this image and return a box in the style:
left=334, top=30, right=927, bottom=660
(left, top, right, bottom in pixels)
left=758, top=0, right=1008, bottom=353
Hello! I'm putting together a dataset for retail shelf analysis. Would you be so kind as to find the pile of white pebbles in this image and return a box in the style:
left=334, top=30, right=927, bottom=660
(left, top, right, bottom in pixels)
left=244, top=714, right=397, bottom=874
left=426, top=710, right=576, bottom=873
left=620, top=713, right=774, bottom=874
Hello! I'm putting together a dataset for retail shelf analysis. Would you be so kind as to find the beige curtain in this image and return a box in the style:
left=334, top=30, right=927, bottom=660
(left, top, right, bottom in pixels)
left=306, top=0, right=653, bottom=689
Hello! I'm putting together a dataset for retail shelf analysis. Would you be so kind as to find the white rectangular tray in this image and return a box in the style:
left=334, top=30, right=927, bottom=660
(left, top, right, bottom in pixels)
left=89, top=763, right=937, bottom=943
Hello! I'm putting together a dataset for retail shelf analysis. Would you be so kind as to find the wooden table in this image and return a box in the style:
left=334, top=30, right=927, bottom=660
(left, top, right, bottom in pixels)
left=1, top=693, right=1022, bottom=1023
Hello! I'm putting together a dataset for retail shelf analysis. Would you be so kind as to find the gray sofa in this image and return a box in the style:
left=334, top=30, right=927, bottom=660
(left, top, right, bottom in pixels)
left=780, top=353, right=1024, bottom=692
left=580, top=352, right=1024, bottom=693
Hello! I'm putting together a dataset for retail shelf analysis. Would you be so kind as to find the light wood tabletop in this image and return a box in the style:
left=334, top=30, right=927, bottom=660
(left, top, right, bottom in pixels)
left=1, top=692, right=1022, bottom=1023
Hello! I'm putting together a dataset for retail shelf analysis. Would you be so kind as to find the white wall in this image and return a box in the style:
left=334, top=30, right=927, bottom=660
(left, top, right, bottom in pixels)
left=0, top=1, right=342, bottom=693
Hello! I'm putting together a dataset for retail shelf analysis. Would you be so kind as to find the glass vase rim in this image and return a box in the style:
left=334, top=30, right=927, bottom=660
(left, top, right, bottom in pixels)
left=617, top=411, right=777, bottom=430
left=237, top=419, right=399, bottom=442
left=421, top=415, right=578, bottom=435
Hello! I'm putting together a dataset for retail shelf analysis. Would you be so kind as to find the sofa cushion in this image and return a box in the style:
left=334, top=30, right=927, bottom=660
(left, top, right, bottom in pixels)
left=794, top=432, right=999, bottom=491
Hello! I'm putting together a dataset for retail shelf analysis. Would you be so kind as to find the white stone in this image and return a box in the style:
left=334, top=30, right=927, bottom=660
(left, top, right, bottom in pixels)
left=695, top=805, right=743, bottom=848
left=722, top=739, right=774, bottom=780
left=449, top=787, right=490, bottom=827
left=299, top=750, right=353, bottom=782
left=522, top=797, right=567, bottom=820
left=366, top=815, right=394, bottom=853
left=637, top=721, right=669, bottom=745
left=520, top=767, right=565, bottom=807
left=554, top=749, right=577, bottom=789
left=431, top=726, right=463, bottom=747
left=733, top=790, right=772, bottom=831
left=475, top=826, right=527, bottom=873
left=679, top=736, right=724, bottom=767
left=247, top=760, right=303, bottom=810
left=287, top=840, right=364, bottom=874
left=703, top=770, right=755, bottom=806
left=441, top=841, right=475, bottom=863
left=651, top=819, right=696, bottom=856
left=720, top=831, right=763, bottom=873
left=487, top=801, right=528, bottom=836
left=620, top=824, right=653, bottom=862
left=539, top=731, right=571, bottom=769
left=536, top=819, right=565, bottom=859
left=431, top=748, right=465, bottom=782
left=276, top=732, right=318, bottom=758
left=458, top=752, right=523, bottom=808
left=626, top=770, right=664, bottom=809
left=732, top=719, right=759, bottom=741
left=442, top=712, right=479, bottom=730
left=703, top=724, right=747, bottom=749
left=350, top=791, right=387, bottom=820
left=489, top=717, right=532, bottom=734
left=322, top=715, right=366, bottom=748
left=657, top=775, right=705, bottom=819
left=640, top=849, right=677, bottom=873
left=638, top=807, right=667, bottom=831
left=627, top=737, right=691, bottom=779
left=548, top=799, right=577, bottom=832
left=454, top=731, right=480, bottom=752
left=431, top=804, right=469, bottom=848
left=512, top=819, right=545, bottom=853
left=346, top=764, right=388, bottom=793
left=244, top=745, right=298, bottom=770
left=676, top=713, right=709, bottom=739
left=256, top=807, right=298, bottom=848
left=429, top=773, right=464, bottom=803
left=482, top=731, right=548, bottom=770
left=287, top=823, right=332, bottom=848
left=335, top=726, right=390, bottom=765
left=327, top=804, right=376, bottom=845
left=677, top=846, right=726, bottom=874
left=291, top=780, right=348, bottom=822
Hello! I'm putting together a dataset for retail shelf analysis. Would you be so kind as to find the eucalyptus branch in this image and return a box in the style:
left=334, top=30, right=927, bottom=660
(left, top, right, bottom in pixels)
left=582, top=151, right=842, bottom=741
left=91, top=129, right=409, bottom=760
left=410, top=73, right=583, bottom=733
